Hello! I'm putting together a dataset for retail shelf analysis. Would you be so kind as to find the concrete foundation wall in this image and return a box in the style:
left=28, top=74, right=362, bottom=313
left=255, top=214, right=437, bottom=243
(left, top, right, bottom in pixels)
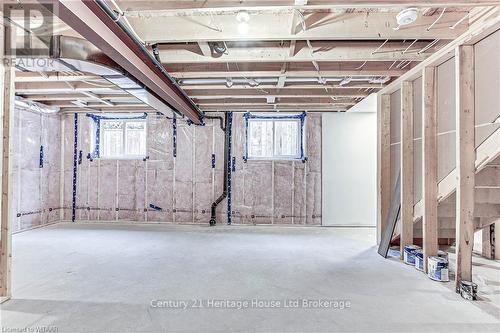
left=61, top=113, right=322, bottom=225
left=12, top=108, right=61, bottom=232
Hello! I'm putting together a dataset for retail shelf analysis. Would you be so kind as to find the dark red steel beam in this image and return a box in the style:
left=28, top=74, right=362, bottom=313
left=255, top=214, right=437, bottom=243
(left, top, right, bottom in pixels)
left=40, top=0, right=202, bottom=123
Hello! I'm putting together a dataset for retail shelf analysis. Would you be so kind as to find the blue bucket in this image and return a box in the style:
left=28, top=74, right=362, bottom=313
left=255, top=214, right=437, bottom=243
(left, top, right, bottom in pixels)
left=428, top=256, right=449, bottom=282
left=414, top=249, right=424, bottom=271
left=403, top=245, right=421, bottom=265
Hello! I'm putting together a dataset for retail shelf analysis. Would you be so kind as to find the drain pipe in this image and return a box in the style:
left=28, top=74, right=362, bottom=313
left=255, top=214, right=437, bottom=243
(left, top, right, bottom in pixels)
left=209, top=113, right=229, bottom=226
left=204, top=115, right=225, bottom=131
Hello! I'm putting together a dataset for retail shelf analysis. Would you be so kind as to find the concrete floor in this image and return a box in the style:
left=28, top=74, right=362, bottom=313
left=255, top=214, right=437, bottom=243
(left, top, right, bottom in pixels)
left=1, top=222, right=499, bottom=333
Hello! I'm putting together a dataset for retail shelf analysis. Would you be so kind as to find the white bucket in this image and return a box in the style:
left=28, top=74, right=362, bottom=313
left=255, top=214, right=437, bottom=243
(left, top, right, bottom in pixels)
left=403, top=245, right=421, bottom=265
left=428, top=256, right=449, bottom=282
left=414, top=249, right=424, bottom=271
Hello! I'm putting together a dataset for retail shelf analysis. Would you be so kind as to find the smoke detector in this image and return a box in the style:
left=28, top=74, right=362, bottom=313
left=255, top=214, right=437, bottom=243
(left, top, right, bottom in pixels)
left=396, top=8, right=418, bottom=26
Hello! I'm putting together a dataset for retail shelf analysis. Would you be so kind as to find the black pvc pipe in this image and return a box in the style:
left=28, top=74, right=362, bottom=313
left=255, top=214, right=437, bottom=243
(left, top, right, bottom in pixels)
left=204, top=115, right=225, bottom=131
left=209, top=113, right=229, bottom=226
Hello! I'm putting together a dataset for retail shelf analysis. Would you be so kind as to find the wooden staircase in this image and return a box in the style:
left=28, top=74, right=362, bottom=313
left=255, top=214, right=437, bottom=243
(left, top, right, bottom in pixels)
left=392, top=126, right=500, bottom=242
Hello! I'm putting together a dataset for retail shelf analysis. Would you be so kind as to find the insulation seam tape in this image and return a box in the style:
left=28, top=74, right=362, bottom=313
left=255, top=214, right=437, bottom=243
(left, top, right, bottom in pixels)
left=242, top=112, right=307, bottom=162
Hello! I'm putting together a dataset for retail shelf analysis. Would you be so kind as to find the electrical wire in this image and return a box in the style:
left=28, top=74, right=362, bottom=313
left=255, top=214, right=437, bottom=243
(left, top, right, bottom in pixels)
left=427, top=8, right=447, bottom=32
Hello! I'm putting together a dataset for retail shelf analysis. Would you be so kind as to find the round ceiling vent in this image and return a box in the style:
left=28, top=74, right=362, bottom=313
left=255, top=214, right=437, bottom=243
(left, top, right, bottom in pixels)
left=396, top=8, right=418, bottom=26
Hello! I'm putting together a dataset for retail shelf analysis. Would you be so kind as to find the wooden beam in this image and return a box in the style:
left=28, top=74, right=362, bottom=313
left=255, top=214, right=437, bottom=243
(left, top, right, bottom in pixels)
left=377, top=94, right=391, bottom=243
left=200, top=104, right=350, bottom=111
left=0, top=25, right=14, bottom=302
left=170, top=69, right=405, bottom=78
left=126, top=11, right=468, bottom=43
left=496, top=222, right=500, bottom=260
left=15, top=81, right=120, bottom=94
left=198, top=102, right=355, bottom=107
left=118, top=1, right=500, bottom=12
left=14, top=72, right=103, bottom=82
left=455, top=45, right=475, bottom=291
left=197, top=42, right=212, bottom=57
left=45, top=102, right=149, bottom=108
left=180, top=83, right=386, bottom=90
left=155, top=41, right=437, bottom=64
left=22, top=94, right=136, bottom=102
left=400, top=81, right=414, bottom=257
left=422, top=66, right=438, bottom=272
left=187, top=88, right=369, bottom=98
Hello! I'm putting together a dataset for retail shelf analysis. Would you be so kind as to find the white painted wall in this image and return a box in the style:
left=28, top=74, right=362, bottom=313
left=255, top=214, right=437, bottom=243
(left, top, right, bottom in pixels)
left=322, top=97, right=377, bottom=226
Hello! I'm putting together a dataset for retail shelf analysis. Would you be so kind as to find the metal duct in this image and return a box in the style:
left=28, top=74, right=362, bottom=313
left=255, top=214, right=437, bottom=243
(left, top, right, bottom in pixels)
left=15, top=35, right=180, bottom=117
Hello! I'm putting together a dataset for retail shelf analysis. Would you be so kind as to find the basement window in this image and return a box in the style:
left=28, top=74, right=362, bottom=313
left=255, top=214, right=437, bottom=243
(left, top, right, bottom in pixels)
left=244, top=113, right=306, bottom=161
left=88, top=113, right=147, bottom=159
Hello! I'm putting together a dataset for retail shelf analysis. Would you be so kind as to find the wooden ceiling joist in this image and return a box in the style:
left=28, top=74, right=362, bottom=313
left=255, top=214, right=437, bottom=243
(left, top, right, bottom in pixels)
left=116, top=0, right=496, bottom=12
left=187, top=88, right=370, bottom=98
left=126, top=11, right=468, bottom=43
left=155, top=40, right=443, bottom=63
left=170, top=69, right=404, bottom=78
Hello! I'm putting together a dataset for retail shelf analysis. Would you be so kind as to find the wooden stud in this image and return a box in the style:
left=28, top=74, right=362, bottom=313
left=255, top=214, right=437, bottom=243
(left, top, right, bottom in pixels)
left=0, top=25, right=14, bottom=301
left=455, top=45, right=475, bottom=291
left=495, top=222, right=500, bottom=260
left=400, top=81, right=414, bottom=258
left=482, top=226, right=493, bottom=259
left=422, top=66, right=438, bottom=272
left=377, top=94, right=391, bottom=243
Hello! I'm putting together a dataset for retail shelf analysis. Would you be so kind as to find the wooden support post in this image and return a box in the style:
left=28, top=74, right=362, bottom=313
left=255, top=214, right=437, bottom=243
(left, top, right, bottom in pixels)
left=422, top=67, right=438, bottom=272
left=0, top=24, right=14, bottom=302
left=482, top=225, right=493, bottom=259
left=377, top=94, right=391, bottom=243
left=495, top=222, right=500, bottom=260
left=400, top=81, right=414, bottom=258
left=455, top=45, right=475, bottom=291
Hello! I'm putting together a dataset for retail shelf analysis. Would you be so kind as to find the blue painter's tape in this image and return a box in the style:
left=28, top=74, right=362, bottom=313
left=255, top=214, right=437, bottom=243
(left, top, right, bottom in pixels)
left=243, top=112, right=307, bottom=161
left=86, top=113, right=148, bottom=159
left=149, top=204, right=162, bottom=211
left=227, top=112, right=233, bottom=225
left=71, top=114, right=78, bottom=223
left=86, top=112, right=148, bottom=121
left=39, top=145, right=44, bottom=168
left=232, top=156, right=236, bottom=172
left=211, top=154, right=216, bottom=169
left=172, top=115, right=177, bottom=158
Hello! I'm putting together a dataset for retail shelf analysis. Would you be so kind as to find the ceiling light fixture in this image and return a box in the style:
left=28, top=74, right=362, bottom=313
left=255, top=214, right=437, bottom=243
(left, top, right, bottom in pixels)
left=236, top=10, right=250, bottom=34
left=236, top=10, right=250, bottom=23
